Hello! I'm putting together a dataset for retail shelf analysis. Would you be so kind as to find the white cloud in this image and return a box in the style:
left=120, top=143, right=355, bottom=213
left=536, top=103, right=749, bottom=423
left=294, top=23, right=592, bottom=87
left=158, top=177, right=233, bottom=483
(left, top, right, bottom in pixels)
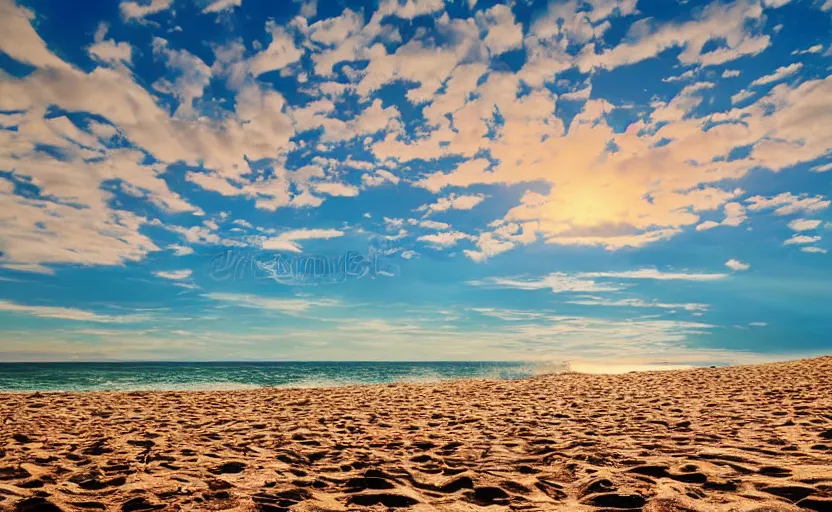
left=88, top=24, right=133, bottom=67
left=811, top=162, right=832, bottom=173
left=120, top=0, right=173, bottom=21
left=783, top=234, right=821, bottom=245
left=416, top=193, right=487, bottom=215
left=476, top=4, right=523, bottom=56
left=696, top=202, right=746, bottom=230
left=567, top=297, right=709, bottom=312
left=791, top=44, right=824, bottom=55
left=747, top=193, right=831, bottom=216
left=261, top=228, right=344, bottom=252
left=409, top=219, right=451, bottom=230
left=376, top=0, right=444, bottom=19
left=579, top=269, right=728, bottom=281
left=168, top=244, right=195, bottom=256
left=0, top=300, right=147, bottom=323
left=470, top=273, right=621, bottom=293
left=574, top=0, right=770, bottom=72
left=204, top=292, right=340, bottom=315
left=152, top=38, right=212, bottom=118
left=722, top=69, right=741, bottom=78
left=731, top=89, right=755, bottom=104
left=417, top=231, right=473, bottom=248
left=249, top=20, right=303, bottom=76
left=153, top=269, right=193, bottom=280
left=469, top=308, right=549, bottom=321
left=725, top=259, right=750, bottom=271
left=203, top=0, right=242, bottom=13
left=801, top=246, right=827, bottom=254
left=749, top=63, right=802, bottom=87
left=787, top=219, right=822, bottom=231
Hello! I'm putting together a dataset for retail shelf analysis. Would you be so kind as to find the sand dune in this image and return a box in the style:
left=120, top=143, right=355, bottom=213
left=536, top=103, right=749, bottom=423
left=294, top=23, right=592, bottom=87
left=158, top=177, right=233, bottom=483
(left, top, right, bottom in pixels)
left=2, top=356, right=831, bottom=511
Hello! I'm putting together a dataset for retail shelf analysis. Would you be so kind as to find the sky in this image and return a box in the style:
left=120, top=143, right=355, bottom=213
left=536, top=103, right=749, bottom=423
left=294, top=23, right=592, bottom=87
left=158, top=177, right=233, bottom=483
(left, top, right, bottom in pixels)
left=0, top=0, right=830, bottom=364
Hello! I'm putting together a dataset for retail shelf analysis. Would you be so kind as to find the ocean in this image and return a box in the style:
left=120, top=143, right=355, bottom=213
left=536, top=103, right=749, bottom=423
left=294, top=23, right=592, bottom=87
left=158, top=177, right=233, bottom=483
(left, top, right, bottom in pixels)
left=0, top=361, right=557, bottom=392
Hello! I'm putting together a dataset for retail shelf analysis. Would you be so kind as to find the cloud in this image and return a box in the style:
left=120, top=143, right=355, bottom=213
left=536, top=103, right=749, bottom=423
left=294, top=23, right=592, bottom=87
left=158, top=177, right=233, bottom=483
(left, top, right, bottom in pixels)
left=417, top=231, right=474, bottom=248
left=792, top=44, right=824, bottom=55
left=153, top=269, right=193, bottom=280
left=249, top=20, right=303, bottom=76
left=566, top=297, right=709, bottom=312
left=787, top=219, right=822, bottom=231
left=463, top=232, right=516, bottom=262
left=376, top=0, right=444, bottom=19
left=696, top=202, right=747, bottom=231
left=152, top=38, right=212, bottom=118
left=0, top=300, right=147, bottom=323
left=204, top=292, right=340, bottom=314
left=476, top=4, right=523, bottom=56
left=88, top=25, right=133, bottom=66
left=749, top=63, right=802, bottom=87
left=573, top=0, right=770, bottom=72
left=725, top=259, right=750, bottom=271
left=469, top=271, right=625, bottom=293
left=783, top=235, right=821, bottom=245
left=261, top=228, right=345, bottom=252
left=469, top=268, right=729, bottom=292
left=120, top=0, right=173, bottom=21
left=747, top=193, right=831, bottom=216
left=416, top=193, right=487, bottom=215
left=203, top=0, right=242, bottom=13
left=801, top=246, right=827, bottom=254
left=579, top=269, right=728, bottom=281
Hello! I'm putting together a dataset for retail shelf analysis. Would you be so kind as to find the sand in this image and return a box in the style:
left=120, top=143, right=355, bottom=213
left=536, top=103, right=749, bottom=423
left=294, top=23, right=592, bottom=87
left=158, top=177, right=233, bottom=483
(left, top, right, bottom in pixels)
left=2, top=356, right=831, bottom=512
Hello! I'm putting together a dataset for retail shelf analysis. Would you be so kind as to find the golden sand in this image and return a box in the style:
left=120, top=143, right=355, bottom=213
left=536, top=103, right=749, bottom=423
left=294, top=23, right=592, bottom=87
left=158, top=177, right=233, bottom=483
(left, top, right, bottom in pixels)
left=2, top=356, right=831, bottom=511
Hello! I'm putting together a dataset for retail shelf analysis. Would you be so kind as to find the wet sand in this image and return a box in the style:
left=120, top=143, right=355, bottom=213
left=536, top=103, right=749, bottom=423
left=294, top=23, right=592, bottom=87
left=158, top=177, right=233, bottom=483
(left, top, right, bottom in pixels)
left=2, top=356, right=831, bottom=511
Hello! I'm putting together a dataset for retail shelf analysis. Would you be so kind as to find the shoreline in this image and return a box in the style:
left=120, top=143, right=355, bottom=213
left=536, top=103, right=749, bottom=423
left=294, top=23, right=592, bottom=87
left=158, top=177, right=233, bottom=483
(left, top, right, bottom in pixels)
left=0, top=355, right=822, bottom=395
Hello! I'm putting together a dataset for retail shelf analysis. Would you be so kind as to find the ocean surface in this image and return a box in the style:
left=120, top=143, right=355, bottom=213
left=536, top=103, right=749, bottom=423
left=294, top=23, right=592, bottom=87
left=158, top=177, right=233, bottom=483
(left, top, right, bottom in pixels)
left=0, top=361, right=558, bottom=392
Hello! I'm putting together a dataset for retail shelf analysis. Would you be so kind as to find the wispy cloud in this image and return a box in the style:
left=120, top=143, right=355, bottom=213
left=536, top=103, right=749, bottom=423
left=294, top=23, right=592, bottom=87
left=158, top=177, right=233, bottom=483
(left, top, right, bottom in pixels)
left=0, top=300, right=149, bottom=323
left=261, top=228, right=345, bottom=252
left=153, top=269, right=193, bottom=280
left=566, top=298, right=709, bottom=312
left=204, top=293, right=341, bottom=315
left=725, top=259, right=750, bottom=271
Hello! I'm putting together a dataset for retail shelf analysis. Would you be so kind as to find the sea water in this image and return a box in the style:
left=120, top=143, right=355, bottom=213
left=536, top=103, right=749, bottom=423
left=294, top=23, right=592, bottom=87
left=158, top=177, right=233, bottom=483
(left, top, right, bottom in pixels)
left=0, top=361, right=558, bottom=392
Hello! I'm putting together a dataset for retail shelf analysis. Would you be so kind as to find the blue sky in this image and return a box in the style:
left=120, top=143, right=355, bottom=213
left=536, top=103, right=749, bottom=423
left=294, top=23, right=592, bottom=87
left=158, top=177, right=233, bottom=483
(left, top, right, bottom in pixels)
left=0, top=0, right=831, bottom=363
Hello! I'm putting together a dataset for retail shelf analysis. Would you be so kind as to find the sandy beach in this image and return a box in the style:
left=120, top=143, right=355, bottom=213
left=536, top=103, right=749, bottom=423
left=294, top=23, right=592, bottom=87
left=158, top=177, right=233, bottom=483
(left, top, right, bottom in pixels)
left=2, top=357, right=831, bottom=511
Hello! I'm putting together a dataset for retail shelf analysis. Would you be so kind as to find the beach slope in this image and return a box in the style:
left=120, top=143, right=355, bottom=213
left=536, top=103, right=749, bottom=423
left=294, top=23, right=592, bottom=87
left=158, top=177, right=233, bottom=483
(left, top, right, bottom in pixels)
left=2, top=356, right=831, bottom=511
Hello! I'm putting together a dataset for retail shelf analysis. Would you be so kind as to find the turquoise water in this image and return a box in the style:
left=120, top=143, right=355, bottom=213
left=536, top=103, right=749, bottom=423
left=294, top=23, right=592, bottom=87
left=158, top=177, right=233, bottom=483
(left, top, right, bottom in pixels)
left=0, top=361, right=557, bottom=392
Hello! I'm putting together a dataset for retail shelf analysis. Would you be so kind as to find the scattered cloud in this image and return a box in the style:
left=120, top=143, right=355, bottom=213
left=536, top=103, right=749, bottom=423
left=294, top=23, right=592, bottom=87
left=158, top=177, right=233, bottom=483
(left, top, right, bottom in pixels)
left=787, top=219, right=822, bottom=231
left=153, top=269, right=193, bottom=280
left=747, top=193, right=830, bottom=216
left=168, top=244, right=195, bottom=256
left=204, top=293, right=340, bottom=315
left=416, top=194, right=487, bottom=216
left=261, top=229, right=345, bottom=252
left=783, top=235, right=821, bottom=245
left=0, top=300, right=147, bottom=323
left=749, top=63, right=802, bottom=87
left=725, top=259, right=750, bottom=271
left=566, top=297, right=709, bottom=312
left=417, top=231, right=474, bottom=248
left=120, top=0, right=173, bottom=21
